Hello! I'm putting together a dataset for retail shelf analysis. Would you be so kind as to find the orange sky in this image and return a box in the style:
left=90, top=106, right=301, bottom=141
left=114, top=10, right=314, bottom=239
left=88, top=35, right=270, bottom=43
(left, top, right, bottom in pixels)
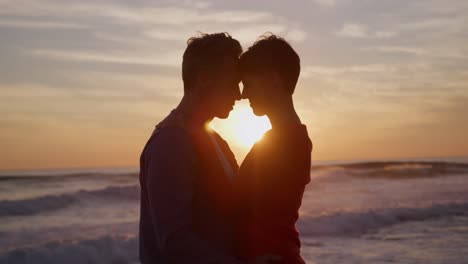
left=1, top=0, right=467, bottom=170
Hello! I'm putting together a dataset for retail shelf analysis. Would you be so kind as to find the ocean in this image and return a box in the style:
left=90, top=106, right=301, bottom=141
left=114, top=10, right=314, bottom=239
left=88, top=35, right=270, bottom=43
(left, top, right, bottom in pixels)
left=1, top=159, right=468, bottom=264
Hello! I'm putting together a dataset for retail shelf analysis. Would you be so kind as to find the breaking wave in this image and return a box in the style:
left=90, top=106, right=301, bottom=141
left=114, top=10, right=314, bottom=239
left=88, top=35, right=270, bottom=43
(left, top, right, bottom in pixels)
left=298, top=202, right=468, bottom=237
left=312, top=161, right=468, bottom=179
left=0, top=185, right=140, bottom=217
left=0, top=235, right=138, bottom=264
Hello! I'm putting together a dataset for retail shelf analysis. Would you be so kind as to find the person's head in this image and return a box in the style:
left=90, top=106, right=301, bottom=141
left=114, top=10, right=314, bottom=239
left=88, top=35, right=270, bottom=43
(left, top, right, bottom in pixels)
left=182, top=32, right=242, bottom=119
left=240, top=34, right=300, bottom=116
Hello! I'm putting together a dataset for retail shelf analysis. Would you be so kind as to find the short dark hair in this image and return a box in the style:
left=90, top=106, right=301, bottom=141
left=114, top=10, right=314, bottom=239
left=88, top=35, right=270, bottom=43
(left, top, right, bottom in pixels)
left=240, top=34, right=300, bottom=94
left=182, top=32, right=242, bottom=91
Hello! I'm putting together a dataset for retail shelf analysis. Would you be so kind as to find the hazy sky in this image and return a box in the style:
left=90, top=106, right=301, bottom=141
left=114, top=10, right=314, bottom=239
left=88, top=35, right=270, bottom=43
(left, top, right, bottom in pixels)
left=1, top=0, right=467, bottom=170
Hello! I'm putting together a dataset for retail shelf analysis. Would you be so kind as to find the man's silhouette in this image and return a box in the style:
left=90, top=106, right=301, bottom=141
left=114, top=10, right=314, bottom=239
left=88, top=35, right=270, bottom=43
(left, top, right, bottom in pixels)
left=234, top=35, right=312, bottom=264
left=139, top=33, right=243, bottom=263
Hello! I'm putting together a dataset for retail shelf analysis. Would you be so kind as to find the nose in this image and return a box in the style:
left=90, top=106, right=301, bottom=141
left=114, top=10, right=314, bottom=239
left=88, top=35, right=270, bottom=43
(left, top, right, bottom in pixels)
left=234, top=86, right=242, bottom=101
left=241, top=87, right=248, bottom=99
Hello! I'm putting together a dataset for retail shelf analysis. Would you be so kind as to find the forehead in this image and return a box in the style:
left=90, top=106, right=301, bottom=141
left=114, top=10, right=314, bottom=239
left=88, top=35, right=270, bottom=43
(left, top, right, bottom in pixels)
left=221, top=56, right=239, bottom=70
left=216, top=56, right=240, bottom=78
left=241, top=70, right=267, bottom=83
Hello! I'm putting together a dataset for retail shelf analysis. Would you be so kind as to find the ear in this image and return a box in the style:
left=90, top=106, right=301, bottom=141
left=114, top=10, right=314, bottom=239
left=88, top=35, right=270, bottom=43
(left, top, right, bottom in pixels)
left=196, top=71, right=215, bottom=90
left=192, top=74, right=204, bottom=93
left=269, top=70, right=283, bottom=90
left=193, top=73, right=215, bottom=101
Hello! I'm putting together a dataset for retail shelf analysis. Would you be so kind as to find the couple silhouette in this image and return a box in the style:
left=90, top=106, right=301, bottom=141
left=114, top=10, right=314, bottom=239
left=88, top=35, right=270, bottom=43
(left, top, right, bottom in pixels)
left=139, top=32, right=312, bottom=264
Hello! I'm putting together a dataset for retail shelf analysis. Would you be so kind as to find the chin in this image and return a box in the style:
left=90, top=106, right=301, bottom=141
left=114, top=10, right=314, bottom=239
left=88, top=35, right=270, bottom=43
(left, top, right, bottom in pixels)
left=215, top=109, right=231, bottom=119
left=251, top=106, right=266, bottom=117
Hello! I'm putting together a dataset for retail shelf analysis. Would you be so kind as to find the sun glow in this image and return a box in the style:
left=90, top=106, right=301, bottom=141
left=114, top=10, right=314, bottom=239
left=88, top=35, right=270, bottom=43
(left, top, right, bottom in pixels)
left=210, top=101, right=271, bottom=150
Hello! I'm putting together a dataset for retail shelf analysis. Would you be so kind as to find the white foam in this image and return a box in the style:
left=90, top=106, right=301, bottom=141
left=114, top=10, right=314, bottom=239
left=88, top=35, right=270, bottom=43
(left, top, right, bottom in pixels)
left=0, top=235, right=138, bottom=264
left=298, top=202, right=468, bottom=237
left=0, top=185, right=140, bottom=217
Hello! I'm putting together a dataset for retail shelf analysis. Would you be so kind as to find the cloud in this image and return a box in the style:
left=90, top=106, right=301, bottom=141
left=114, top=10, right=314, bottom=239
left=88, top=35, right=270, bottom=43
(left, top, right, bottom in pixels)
left=93, top=32, right=151, bottom=46
left=0, top=19, right=88, bottom=29
left=0, top=83, right=71, bottom=98
left=312, top=0, right=337, bottom=7
left=374, top=3, right=468, bottom=38
left=144, top=28, right=196, bottom=41
left=0, top=72, right=183, bottom=109
left=1, top=0, right=467, bottom=164
left=0, top=0, right=308, bottom=63
left=0, top=0, right=305, bottom=40
left=367, top=46, right=427, bottom=56
left=0, top=1, right=273, bottom=26
left=229, top=25, right=307, bottom=44
left=285, top=29, right=308, bottom=42
left=144, top=24, right=307, bottom=44
left=190, top=1, right=212, bottom=9
left=302, top=64, right=397, bottom=78
left=336, top=23, right=396, bottom=38
left=366, top=46, right=468, bottom=60
left=406, top=0, right=468, bottom=15
left=396, top=17, right=466, bottom=32
left=28, top=49, right=183, bottom=67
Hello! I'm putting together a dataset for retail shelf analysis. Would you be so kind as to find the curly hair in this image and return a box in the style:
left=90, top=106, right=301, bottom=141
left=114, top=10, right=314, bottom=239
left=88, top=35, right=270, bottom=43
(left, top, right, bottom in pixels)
left=240, top=33, right=300, bottom=94
left=182, top=32, right=242, bottom=91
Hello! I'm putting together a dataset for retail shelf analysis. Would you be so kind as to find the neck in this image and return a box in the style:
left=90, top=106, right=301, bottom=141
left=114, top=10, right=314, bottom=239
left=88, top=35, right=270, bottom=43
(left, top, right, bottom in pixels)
left=175, top=94, right=212, bottom=130
left=267, top=97, right=301, bottom=129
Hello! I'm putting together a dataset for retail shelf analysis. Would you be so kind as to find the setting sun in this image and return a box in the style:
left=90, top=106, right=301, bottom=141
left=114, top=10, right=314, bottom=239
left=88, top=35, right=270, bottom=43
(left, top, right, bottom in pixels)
left=210, top=101, right=271, bottom=150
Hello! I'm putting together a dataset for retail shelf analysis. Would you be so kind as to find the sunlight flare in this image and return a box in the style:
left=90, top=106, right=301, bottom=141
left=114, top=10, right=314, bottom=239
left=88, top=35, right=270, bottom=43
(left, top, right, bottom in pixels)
left=210, top=101, right=271, bottom=149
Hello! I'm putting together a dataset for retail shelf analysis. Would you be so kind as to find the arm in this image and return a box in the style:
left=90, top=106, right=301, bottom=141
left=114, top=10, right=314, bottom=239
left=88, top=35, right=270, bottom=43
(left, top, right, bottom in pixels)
left=145, top=128, right=243, bottom=264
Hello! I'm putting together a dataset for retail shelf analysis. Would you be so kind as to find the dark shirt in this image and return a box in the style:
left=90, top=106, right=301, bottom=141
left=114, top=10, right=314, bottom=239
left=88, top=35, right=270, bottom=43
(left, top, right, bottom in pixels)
left=233, top=124, right=312, bottom=264
left=139, top=112, right=243, bottom=264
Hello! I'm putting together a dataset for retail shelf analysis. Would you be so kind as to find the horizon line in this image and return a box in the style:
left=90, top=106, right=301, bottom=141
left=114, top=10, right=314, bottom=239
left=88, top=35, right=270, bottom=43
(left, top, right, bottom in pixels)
left=1, top=155, right=468, bottom=175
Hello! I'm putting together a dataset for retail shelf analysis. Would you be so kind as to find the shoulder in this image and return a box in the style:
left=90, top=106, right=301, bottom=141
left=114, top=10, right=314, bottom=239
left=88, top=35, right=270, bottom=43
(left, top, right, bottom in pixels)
left=211, top=131, right=239, bottom=169
left=211, top=131, right=229, bottom=148
left=145, top=126, right=194, bottom=158
left=281, top=124, right=312, bottom=152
